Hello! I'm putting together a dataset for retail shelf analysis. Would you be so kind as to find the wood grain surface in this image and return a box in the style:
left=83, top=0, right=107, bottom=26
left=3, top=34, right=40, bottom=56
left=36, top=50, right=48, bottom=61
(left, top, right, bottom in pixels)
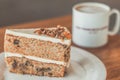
left=0, top=15, right=120, bottom=80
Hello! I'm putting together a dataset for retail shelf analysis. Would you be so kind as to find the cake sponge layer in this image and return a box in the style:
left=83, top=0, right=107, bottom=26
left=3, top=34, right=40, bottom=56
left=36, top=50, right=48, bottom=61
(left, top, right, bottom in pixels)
left=4, top=34, right=70, bottom=62
left=6, top=57, right=66, bottom=77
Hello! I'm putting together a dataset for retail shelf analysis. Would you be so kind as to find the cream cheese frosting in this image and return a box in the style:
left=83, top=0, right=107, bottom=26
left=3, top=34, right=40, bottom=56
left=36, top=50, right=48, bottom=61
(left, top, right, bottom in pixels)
left=5, top=52, right=69, bottom=67
left=5, top=28, right=71, bottom=45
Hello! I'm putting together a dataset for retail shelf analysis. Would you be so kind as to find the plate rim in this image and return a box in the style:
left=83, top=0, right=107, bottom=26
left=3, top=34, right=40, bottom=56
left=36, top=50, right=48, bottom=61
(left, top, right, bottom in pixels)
left=71, top=46, right=107, bottom=80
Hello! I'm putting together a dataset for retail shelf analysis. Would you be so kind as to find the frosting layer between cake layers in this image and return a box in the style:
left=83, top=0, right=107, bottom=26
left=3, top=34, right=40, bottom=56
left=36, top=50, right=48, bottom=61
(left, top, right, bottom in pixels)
left=5, top=52, right=69, bottom=67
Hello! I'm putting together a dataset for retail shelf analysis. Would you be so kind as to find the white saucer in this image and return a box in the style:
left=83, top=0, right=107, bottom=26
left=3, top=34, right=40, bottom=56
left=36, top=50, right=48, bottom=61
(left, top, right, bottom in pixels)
left=0, top=46, right=107, bottom=80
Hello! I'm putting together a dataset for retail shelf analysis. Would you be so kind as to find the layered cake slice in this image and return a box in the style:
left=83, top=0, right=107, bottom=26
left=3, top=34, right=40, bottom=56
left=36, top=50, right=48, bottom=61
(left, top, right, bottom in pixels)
left=4, top=25, right=71, bottom=77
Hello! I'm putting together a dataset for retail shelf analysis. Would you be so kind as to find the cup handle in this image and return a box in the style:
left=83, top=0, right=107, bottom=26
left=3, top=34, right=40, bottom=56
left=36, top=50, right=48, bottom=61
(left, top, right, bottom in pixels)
left=108, top=9, right=120, bottom=36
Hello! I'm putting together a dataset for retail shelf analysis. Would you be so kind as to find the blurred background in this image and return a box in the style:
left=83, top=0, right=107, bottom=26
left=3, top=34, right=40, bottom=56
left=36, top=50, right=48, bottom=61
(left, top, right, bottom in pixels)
left=0, top=0, right=120, bottom=28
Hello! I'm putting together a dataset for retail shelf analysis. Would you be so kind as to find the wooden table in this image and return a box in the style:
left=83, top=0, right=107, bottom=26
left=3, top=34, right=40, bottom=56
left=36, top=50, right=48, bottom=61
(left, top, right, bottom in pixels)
left=0, top=15, right=120, bottom=80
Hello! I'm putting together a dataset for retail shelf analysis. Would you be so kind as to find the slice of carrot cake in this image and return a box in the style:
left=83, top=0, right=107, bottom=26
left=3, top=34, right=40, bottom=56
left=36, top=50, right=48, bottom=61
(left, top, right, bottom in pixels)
left=4, top=25, right=71, bottom=77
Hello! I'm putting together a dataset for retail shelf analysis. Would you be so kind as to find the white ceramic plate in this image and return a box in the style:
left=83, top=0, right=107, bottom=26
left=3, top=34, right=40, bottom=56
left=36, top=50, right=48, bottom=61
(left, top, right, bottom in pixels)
left=0, top=46, right=106, bottom=80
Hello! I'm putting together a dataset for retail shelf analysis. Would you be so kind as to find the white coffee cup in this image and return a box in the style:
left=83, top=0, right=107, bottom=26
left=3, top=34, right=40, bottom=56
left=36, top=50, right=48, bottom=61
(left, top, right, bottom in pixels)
left=72, top=2, right=120, bottom=48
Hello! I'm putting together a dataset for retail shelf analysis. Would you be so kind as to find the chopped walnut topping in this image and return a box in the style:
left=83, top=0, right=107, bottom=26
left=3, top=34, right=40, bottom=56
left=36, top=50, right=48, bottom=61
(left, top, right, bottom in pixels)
left=63, top=32, right=71, bottom=39
left=34, top=30, right=41, bottom=35
left=34, top=26, right=71, bottom=40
